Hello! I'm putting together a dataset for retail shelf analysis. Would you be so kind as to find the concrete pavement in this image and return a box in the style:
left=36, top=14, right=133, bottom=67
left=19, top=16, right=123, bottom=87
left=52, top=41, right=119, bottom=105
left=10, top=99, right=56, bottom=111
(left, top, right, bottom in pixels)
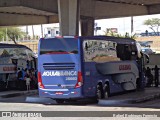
left=99, top=87, right=160, bottom=105
left=0, top=90, right=38, bottom=98
left=1, top=87, right=160, bottom=106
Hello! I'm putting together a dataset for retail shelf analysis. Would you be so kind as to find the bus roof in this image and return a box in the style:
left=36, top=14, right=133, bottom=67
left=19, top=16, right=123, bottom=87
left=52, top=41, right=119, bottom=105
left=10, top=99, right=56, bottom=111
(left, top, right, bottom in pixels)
left=0, top=43, right=32, bottom=50
left=79, top=36, right=136, bottom=44
left=40, top=36, right=136, bottom=44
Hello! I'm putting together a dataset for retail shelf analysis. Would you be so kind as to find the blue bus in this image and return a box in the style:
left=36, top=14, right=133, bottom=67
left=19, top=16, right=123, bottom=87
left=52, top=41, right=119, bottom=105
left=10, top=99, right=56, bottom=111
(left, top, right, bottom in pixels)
left=38, top=36, right=142, bottom=103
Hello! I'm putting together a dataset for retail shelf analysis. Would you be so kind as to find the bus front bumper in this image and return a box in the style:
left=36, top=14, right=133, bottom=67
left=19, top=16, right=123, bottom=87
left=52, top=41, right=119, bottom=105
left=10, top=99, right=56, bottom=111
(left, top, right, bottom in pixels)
left=38, top=88, right=83, bottom=99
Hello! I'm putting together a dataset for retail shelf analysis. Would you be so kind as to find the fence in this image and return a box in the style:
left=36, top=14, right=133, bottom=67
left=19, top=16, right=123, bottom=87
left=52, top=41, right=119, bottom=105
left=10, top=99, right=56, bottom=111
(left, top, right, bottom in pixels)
left=0, top=40, right=38, bottom=53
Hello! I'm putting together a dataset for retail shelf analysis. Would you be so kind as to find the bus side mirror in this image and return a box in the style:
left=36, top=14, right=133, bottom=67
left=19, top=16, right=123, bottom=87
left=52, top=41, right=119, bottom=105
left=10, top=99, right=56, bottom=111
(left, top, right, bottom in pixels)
left=146, top=55, right=149, bottom=63
left=144, top=54, right=149, bottom=64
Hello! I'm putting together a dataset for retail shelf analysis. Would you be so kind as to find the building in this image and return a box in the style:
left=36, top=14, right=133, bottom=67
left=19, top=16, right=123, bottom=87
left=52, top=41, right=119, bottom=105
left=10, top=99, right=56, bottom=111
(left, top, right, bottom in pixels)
left=45, top=27, right=60, bottom=37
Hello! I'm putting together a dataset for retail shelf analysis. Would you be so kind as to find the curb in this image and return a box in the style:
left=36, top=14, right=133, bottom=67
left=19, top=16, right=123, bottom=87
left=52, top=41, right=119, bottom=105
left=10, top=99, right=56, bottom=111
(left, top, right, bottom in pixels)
left=132, top=93, right=160, bottom=103
left=98, top=93, right=160, bottom=105
left=0, top=90, right=38, bottom=98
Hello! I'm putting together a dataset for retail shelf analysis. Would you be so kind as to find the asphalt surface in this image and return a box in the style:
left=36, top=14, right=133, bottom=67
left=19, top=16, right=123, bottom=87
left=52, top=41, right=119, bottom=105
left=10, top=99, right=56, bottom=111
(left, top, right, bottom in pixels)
left=0, top=94, right=160, bottom=120
left=0, top=88, right=160, bottom=120
left=0, top=93, right=160, bottom=109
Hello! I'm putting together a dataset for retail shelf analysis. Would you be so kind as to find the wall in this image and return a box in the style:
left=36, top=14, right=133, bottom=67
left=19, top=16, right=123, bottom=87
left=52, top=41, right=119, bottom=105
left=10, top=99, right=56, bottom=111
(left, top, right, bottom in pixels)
left=136, top=36, right=160, bottom=53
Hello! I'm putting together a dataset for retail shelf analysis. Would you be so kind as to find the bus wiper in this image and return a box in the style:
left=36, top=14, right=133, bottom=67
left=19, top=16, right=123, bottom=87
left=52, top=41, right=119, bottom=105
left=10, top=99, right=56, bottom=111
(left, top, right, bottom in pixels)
left=70, top=50, right=78, bottom=54
left=45, top=51, right=70, bottom=54
left=40, top=50, right=78, bottom=54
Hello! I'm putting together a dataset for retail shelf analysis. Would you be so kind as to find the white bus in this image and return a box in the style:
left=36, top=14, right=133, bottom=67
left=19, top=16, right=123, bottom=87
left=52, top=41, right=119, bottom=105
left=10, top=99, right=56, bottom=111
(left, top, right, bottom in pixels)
left=0, top=43, right=37, bottom=90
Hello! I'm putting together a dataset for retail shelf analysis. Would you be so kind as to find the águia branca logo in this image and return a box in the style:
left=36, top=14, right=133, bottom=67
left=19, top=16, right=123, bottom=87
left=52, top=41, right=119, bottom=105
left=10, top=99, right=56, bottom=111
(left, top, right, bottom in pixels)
left=42, top=71, right=77, bottom=76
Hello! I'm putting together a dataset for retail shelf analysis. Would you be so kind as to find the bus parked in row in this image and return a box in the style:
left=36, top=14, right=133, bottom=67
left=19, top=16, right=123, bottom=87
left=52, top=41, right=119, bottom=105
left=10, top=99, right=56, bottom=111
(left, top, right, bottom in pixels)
left=38, top=36, right=145, bottom=103
left=0, top=43, right=37, bottom=90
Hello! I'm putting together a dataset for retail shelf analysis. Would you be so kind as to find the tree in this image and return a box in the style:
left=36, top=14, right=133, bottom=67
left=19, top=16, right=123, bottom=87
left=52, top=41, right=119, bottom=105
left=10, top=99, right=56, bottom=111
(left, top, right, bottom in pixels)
left=144, top=18, right=160, bottom=35
left=0, top=27, right=26, bottom=44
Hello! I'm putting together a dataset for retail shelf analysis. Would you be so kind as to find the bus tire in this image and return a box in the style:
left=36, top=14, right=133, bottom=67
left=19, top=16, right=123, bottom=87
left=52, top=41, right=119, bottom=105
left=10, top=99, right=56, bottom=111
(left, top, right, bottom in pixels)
left=96, top=84, right=103, bottom=100
left=56, top=100, right=65, bottom=104
left=103, top=84, right=109, bottom=99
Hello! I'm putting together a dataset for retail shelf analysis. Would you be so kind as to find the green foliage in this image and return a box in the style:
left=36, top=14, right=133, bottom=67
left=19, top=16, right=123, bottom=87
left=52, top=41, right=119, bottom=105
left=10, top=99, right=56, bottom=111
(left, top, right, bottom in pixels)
left=143, top=18, right=160, bottom=35
left=0, top=27, right=26, bottom=44
left=104, top=31, right=136, bottom=39
left=0, top=31, right=4, bottom=41
left=124, top=32, right=136, bottom=39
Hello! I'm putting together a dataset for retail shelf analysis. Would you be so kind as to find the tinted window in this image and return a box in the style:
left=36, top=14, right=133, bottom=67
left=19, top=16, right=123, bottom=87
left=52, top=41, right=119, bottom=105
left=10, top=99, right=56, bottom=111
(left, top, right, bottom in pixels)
left=0, top=47, right=34, bottom=64
left=40, top=38, right=78, bottom=55
left=83, top=40, right=119, bottom=62
left=116, top=44, right=137, bottom=60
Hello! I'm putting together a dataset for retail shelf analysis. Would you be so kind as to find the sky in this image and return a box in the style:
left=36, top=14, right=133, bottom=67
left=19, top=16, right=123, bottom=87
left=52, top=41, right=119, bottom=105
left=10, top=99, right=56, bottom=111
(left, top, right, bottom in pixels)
left=20, top=14, right=160, bottom=37
left=95, top=14, right=160, bottom=35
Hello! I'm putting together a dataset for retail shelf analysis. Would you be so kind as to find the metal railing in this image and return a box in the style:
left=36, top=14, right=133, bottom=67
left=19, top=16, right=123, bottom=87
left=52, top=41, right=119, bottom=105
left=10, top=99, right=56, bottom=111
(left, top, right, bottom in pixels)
left=0, top=39, right=38, bottom=53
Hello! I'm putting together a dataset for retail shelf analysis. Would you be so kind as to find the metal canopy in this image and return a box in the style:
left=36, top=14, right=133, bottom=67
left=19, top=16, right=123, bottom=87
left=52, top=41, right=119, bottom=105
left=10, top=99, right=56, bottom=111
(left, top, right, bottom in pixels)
left=0, top=0, right=160, bottom=26
left=97, top=0, right=160, bottom=6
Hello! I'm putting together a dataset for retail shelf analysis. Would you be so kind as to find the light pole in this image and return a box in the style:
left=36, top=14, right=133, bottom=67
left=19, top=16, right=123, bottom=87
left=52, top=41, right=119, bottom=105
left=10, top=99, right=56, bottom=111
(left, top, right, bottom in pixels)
left=131, top=16, right=134, bottom=35
left=41, top=24, right=43, bottom=38
left=32, top=25, right=35, bottom=40
left=123, top=18, right=125, bottom=34
left=26, top=26, right=28, bottom=41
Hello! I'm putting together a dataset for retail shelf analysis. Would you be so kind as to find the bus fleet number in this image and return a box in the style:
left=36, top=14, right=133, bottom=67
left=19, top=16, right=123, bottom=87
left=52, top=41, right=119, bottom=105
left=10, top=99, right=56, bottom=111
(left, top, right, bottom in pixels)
left=66, top=77, right=77, bottom=80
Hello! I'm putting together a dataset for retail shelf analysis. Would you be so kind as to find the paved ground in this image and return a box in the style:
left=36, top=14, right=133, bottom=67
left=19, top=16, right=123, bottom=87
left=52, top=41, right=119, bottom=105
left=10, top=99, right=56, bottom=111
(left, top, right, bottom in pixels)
left=0, top=95, right=160, bottom=120
left=1, top=93, right=160, bottom=109
left=0, top=91, right=160, bottom=110
left=1, top=87, right=160, bottom=105
left=99, top=87, right=160, bottom=106
left=0, top=88, right=160, bottom=120
left=0, top=89, right=38, bottom=98
left=107, top=87, right=160, bottom=100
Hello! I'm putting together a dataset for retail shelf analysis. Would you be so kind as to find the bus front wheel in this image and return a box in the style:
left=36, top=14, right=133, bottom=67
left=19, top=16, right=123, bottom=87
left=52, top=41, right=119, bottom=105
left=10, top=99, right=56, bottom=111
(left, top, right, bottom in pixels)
left=96, top=84, right=103, bottom=100
left=56, top=100, right=65, bottom=104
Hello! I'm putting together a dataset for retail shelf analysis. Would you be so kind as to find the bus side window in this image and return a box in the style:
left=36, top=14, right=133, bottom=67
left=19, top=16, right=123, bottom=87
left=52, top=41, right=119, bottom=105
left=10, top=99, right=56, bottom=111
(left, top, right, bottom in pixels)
left=124, top=45, right=131, bottom=60
left=116, top=44, right=125, bottom=60
left=12, top=59, right=17, bottom=65
left=117, top=44, right=137, bottom=60
left=84, top=40, right=119, bottom=62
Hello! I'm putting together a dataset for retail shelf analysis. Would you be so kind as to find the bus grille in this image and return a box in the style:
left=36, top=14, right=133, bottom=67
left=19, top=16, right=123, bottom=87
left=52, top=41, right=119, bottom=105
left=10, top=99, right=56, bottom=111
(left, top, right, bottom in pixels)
left=43, top=63, right=75, bottom=70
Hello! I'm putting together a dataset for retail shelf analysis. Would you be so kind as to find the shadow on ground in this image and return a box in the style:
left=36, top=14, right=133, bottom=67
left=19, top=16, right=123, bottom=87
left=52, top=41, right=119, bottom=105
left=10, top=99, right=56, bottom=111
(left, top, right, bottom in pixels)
left=0, top=88, right=160, bottom=109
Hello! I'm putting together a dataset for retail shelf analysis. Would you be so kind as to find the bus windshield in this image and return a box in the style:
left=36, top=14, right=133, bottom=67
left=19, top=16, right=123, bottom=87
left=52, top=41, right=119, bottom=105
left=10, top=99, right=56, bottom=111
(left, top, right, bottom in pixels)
left=40, top=38, right=78, bottom=55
